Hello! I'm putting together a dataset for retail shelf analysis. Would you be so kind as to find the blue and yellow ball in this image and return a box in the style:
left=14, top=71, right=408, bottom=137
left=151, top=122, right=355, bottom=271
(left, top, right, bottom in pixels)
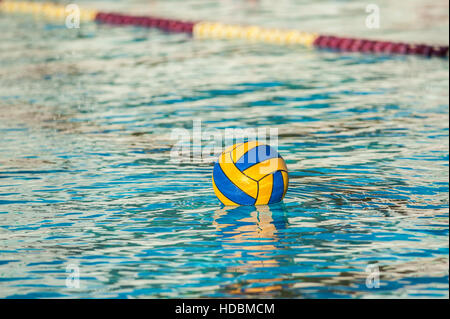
left=212, top=141, right=289, bottom=206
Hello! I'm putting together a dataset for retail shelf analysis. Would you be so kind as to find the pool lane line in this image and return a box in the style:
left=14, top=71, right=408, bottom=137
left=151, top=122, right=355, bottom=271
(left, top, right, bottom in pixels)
left=95, top=12, right=195, bottom=34
left=192, top=22, right=449, bottom=58
left=0, top=0, right=97, bottom=22
left=312, top=35, right=449, bottom=58
left=0, top=0, right=448, bottom=58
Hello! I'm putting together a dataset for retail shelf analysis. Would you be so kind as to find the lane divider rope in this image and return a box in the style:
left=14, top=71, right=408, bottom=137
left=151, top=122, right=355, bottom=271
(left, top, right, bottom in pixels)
left=0, top=0, right=96, bottom=22
left=0, top=0, right=448, bottom=58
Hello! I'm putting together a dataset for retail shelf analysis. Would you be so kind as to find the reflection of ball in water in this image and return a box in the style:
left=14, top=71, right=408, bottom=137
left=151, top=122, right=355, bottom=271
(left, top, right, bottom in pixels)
left=212, top=141, right=289, bottom=206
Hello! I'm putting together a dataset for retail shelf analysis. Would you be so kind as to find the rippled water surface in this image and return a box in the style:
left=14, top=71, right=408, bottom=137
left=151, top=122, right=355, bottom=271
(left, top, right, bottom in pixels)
left=0, top=0, right=449, bottom=298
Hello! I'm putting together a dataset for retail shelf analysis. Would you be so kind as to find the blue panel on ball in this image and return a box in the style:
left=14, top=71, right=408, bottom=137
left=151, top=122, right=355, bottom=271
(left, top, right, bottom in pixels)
left=213, top=161, right=256, bottom=205
left=268, top=170, right=284, bottom=204
left=235, top=145, right=280, bottom=171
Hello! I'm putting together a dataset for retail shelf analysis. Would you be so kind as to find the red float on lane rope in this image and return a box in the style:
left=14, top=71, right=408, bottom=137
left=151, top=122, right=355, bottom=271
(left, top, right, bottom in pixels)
left=312, top=35, right=449, bottom=58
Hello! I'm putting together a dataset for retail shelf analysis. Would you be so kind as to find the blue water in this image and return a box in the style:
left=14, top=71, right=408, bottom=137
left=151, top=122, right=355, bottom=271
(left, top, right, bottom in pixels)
left=0, top=0, right=448, bottom=298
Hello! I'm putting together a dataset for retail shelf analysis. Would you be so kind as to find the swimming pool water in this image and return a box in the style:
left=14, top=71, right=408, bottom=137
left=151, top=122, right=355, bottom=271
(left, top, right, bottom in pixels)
left=0, top=0, right=448, bottom=298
